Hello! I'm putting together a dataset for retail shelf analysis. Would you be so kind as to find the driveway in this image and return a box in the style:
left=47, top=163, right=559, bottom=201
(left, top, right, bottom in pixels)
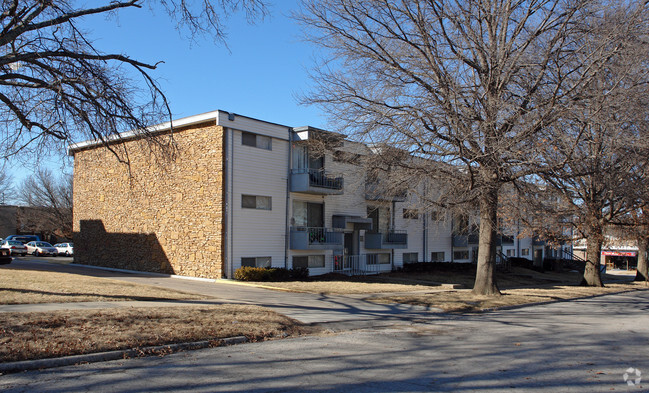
left=1, top=288, right=647, bottom=392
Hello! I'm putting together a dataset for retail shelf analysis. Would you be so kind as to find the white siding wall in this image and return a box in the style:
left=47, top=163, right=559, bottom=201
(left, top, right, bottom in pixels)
left=230, top=127, right=290, bottom=272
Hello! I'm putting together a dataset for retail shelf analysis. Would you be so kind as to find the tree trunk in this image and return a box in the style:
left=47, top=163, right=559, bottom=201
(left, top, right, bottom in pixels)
left=472, top=187, right=501, bottom=296
left=635, top=237, right=648, bottom=282
left=581, top=233, right=604, bottom=287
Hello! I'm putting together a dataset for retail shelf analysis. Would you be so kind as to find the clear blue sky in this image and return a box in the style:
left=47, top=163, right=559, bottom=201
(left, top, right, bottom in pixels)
left=6, top=0, right=328, bottom=190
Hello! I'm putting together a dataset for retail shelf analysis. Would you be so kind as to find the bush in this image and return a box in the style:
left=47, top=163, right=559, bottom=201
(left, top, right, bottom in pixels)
left=234, top=266, right=310, bottom=282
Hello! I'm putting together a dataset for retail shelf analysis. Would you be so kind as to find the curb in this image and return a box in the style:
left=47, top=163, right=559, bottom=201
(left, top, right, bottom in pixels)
left=0, top=336, right=248, bottom=374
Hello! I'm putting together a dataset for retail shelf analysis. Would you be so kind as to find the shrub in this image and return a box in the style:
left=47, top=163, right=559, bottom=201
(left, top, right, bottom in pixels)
left=234, top=266, right=310, bottom=282
left=234, top=266, right=273, bottom=281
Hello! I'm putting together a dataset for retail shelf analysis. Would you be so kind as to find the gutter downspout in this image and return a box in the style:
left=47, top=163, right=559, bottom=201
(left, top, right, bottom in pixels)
left=423, top=210, right=427, bottom=263
left=222, top=127, right=229, bottom=278
left=229, top=128, right=235, bottom=279
left=285, top=129, right=292, bottom=269
left=391, top=200, right=396, bottom=270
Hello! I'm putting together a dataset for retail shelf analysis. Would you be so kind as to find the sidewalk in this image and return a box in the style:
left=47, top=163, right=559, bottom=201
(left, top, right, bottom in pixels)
left=4, top=259, right=438, bottom=327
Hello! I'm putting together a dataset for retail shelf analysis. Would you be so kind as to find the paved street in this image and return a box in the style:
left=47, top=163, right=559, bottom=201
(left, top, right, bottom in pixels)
left=1, top=260, right=648, bottom=392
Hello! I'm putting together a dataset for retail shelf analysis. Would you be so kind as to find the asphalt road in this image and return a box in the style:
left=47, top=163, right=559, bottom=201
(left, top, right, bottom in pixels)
left=2, top=260, right=649, bottom=391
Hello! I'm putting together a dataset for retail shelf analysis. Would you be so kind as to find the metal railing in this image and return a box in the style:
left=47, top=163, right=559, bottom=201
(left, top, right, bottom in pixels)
left=496, top=251, right=511, bottom=272
left=296, top=168, right=343, bottom=190
left=293, top=226, right=342, bottom=245
left=383, top=230, right=408, bottom=244
left=332, top=254, right=385, bottom=276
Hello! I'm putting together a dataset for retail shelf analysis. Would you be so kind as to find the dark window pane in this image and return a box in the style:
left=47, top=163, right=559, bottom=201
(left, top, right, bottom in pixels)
left=242, top=195, right=256, bottom=208
left=241, top=258, right=256, bottom=267
left=242, top=132, right=256, bottom=147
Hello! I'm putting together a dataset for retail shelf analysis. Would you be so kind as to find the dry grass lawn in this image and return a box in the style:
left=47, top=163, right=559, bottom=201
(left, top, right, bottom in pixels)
left=0, top=267, right=207, bottom=304
left=0, top=305, right=314, bottom=363
left=242, top=267, right=585, bottom=294
left=372, top=282, right=648, bottom=312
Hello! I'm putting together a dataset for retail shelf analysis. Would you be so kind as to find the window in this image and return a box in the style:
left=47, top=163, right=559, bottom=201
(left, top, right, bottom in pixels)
left=403, top=252, right=418, bottom=263
left=431, top=252, right=445, bottom=262
left=367, top=253, right=390, bottom=265
left=293, top=255, right=325, bottom=269
left=403, top=209, right=419, bottom=220
left=506, top=249, right=514, bottom=257
left=242, top=131, right=272, bottom=150
left=292, top=201, right=323, bottom=227
left=522, top=248, right=530, bottom=256
left=430, top=211, right=442, bottom=221
left=241, top=256, right=272, bottom=268
left=242, top=195, right=272, bottom=210
left=453, top=250, right=469, bottom=260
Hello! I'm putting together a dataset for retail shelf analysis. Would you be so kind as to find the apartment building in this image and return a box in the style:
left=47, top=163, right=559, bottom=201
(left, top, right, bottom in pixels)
left=70, top=110, right=544, bottom=279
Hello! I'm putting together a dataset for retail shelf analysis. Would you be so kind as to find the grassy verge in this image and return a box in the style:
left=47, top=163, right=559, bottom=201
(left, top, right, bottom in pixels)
left=0, top=305, right=314, bottom=363
left=0, top=267, right=207, bottom=304
left=372, top=282, right=648, bottom=312
left=240, top=267, right=647, bottom=312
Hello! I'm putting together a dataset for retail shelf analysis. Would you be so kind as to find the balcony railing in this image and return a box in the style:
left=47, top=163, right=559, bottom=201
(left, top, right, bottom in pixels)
left=365, top=230, right=408, bottom=249
left=452, top=232, right=479, bottom=247
left=290, top=227, right=344, bottom=250
left=290, top=169, right=344, bottom=194
left=332, top=254, right=386, bottom=276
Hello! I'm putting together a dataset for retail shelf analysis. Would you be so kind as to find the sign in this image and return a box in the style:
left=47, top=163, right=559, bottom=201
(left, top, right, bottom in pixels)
left=601, top=251, right=637, bottom=257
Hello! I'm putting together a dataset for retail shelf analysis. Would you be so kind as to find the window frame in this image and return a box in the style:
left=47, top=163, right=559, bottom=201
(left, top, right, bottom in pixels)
left=430, top=252, right=445, bottom=262
left=241, top=194, right=272, bottom=210
left=293, top=255, right=326, bottom=269
left=241, top=256, right=272, bottom=268
left=402, top=252, right=418, bottom=263
left=402, top=209, right=419, bottom=220
left=241, top=131, right=272, bottom=150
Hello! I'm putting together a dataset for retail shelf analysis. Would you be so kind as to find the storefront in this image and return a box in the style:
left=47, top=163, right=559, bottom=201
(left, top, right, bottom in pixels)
left=602, top=250, right=637, bottom=270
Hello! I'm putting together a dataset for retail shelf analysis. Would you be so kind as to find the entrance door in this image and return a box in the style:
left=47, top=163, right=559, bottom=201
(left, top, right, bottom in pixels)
left=534, top=249, right=543, bottom=267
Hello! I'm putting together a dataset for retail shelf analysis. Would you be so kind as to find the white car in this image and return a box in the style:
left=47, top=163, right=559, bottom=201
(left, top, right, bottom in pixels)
left=53, top=242, right=74, bottom=256
left=25, top=241, right=58, bottom=256
left=0, top=240, right=27, bottom=256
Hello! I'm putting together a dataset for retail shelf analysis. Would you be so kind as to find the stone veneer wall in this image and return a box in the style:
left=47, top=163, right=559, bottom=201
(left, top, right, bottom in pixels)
left=72, top=122, right=225, bottom=278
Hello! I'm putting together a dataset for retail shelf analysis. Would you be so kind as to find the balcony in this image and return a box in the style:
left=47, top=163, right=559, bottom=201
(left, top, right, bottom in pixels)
left=365, top=230, right=408, bottom=249
left=452, top=232, right=479, bottom=247
left=290, top=227, right=344, bottom=250
left=497, top=235, right=515, bottom=246
left=291, top=169, right=344, bottom=195
left=364, top=183, right=407, bottom=202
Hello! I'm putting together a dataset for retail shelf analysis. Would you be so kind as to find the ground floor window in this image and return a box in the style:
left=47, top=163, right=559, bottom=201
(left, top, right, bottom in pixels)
left=522, top=248, right=530, bottom=256
left=367, top=253, right=390, bottom=265
left=453, top=250, right=469, bottom=260
left=241, top=256, right=272, bottom=268
left=506, top=249, right=514, bottom=257
left=430, top=252, right=445, bottom=262
left=403, top=252, right=418, bottom=263
left=293, top=255, right=325, bottom=269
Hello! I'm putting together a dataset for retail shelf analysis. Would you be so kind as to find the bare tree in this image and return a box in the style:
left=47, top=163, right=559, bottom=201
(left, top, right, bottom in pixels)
left=19, top=168, right=72, bottom=239
left=538, top=3, right=649, bottom=286
left=0, top=0, right=266, bottom=161
left=296, top=0, right=641, bottom=294
left=0, top=169, right=16, bottom=204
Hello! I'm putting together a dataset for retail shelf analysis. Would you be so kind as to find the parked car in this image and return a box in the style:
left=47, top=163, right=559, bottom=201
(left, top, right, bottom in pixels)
left=6, top=235, right=41, bottom=244
left=53, top=242, right=74, bottom=256
left=0, top=248, right=11, bottom=265
left=0, top=240, right=28, bottom=256
left=25, top=241, right=58, bottom=256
